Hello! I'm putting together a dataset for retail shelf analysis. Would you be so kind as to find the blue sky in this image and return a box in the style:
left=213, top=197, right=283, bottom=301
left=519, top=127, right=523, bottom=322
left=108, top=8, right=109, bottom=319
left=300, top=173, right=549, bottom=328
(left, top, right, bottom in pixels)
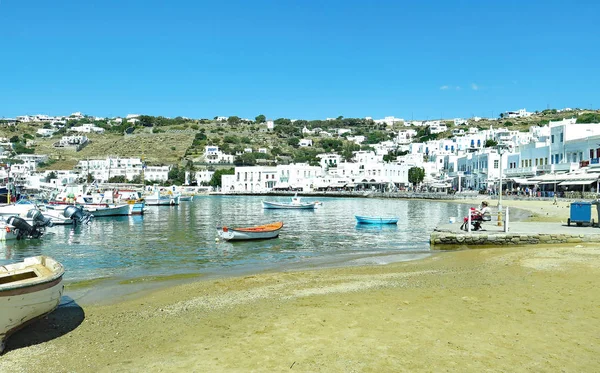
left=1, top=0, right=598, bottom=120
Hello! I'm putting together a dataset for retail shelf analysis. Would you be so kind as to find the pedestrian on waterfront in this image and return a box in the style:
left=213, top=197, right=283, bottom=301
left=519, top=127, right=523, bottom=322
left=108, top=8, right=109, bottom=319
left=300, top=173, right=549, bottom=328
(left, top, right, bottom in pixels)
left=460, top=201, right=491, bottom=230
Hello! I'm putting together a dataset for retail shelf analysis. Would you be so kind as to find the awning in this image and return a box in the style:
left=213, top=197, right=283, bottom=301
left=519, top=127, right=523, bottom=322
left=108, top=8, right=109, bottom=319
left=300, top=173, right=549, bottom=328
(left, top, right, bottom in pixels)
left=559, top=180, right=598, bottom=186
left=511, top=178, right=538, bottom=185
left=429, top=183, right=452, bottom=188
left=537, top=181, right=560, bottom=185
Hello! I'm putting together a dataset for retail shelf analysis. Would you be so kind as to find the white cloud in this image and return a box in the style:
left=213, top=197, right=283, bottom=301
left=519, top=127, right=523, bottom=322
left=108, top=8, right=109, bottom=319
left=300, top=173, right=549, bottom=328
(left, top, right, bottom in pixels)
left=440, top=85, right=449, bottom=90
left=471, top=83, right=479, bottom=90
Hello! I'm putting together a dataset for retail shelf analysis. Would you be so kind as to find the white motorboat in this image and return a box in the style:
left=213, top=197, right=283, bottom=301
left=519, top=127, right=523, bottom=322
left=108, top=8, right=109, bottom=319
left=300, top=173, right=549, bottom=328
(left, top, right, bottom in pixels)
left=82, top=203, right=130, bottom=217
left=262, top=195, right=316, bottom=210
left=0, top=256, right=65, bottom=353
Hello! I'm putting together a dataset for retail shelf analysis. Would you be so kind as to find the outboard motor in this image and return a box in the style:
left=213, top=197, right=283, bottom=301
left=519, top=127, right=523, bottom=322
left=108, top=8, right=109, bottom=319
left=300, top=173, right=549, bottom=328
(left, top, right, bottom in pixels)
left=26, top=209, right=54, bottom=228
left=6, top=216, right=44, bottom=240
left=63, top=205, right=93, bottom=225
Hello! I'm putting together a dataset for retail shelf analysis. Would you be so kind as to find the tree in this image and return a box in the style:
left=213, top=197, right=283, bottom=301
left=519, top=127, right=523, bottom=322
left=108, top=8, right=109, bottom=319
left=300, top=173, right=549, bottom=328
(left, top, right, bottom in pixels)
left=209, top=168, right=235, bottom=189
left=484, top=139, right=498, bottom=147
left=287, top=137, right=300, bottom=147
left=138, top=115, right=154, bottom=127
left=227, top=116, right=241, bottom=126
left=255, top=114, right=266, bottom=124
left=234, top=153, right=256, bottom=166
left=408, top=167, right=425, bottom=187
left=45, top=171, right=57, bottom=183
left=342, top=143, right=359, bottom=161
left=108, top=175, right=127, bottom=183
left=576, top=113, right=600, bottom=123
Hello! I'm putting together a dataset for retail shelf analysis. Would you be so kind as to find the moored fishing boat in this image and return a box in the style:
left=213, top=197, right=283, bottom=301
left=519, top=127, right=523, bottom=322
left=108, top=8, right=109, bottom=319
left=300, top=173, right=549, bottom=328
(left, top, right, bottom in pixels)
left=0, top=256, right=65, bottom=353
left=126, top=199, right=145, bottom=215
left=262, top=195, right=316, bottom=210
left=355, top=215, right=399, bottom=224
left=82, top=203, right=131, bottom=217
left=217, top=221, right=284, bottom=241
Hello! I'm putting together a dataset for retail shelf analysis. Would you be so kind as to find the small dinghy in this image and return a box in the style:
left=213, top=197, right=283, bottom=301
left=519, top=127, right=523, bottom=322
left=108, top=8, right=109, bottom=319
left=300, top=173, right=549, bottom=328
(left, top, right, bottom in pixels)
left=217, top=221, right=284, bottom=241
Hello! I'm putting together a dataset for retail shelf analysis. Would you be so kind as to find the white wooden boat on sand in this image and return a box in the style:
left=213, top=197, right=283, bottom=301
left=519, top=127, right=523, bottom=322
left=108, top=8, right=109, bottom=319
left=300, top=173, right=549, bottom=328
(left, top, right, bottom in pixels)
left=0, top=256, right=65, bottom=353
left=217, top=221, right=284, bottom=241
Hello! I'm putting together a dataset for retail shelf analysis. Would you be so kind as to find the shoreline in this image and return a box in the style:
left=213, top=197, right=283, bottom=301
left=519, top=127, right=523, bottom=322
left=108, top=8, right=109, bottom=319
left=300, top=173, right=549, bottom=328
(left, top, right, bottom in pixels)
left=61, top=197, right=564, bottom=306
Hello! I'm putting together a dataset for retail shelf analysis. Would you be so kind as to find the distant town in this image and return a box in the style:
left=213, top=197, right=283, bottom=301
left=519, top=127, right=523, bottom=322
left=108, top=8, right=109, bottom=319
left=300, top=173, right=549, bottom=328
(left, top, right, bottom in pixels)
left=1, top=107, right=599, bottom=199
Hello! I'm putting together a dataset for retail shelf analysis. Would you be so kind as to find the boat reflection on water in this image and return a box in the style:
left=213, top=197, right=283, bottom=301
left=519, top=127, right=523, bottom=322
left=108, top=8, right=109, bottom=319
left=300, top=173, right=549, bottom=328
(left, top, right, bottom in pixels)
left=354, top=223, right=398, bottom=232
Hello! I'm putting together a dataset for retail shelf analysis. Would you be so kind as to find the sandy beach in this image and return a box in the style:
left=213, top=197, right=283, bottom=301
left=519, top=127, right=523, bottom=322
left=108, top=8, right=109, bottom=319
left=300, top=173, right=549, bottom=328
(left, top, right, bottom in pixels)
left=2, top=198, right=599, bottom=372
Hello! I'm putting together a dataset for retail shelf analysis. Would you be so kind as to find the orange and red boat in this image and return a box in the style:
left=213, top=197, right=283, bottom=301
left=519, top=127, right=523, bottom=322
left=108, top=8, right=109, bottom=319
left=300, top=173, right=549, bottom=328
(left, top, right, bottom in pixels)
left=216, top=221, right=283, bottom=241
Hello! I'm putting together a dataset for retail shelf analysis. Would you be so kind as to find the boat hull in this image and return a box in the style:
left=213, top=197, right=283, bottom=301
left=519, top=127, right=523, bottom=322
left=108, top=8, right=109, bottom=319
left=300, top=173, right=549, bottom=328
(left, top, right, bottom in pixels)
left=0, top=256, right=65, bottom=353
left=262, top=201, right=316, bottom=209
left=217, top=222, right=283, bottom=241
left=355, top=215, right=399, bottom=224
left=83, top=204, right=130, bottom=217
left=127, top=201, right=145, bottom=215
left=0, top=225, right=18, bottom=241
left=145, top=197, right=173, bottom=206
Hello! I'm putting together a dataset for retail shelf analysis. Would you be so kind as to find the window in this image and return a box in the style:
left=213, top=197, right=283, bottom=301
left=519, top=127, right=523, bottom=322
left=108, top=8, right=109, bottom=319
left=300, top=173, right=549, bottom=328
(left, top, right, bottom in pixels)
left=560, top=133, right=564, bottom=142
left=494, top=160, right=499, bottom=169
left=551, top=134, right=554, bottom=143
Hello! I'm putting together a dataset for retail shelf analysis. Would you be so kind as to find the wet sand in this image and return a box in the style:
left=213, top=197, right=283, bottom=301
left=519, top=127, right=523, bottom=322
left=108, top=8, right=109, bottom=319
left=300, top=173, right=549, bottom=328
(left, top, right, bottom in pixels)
left=2, top=199, right=599, bottom=372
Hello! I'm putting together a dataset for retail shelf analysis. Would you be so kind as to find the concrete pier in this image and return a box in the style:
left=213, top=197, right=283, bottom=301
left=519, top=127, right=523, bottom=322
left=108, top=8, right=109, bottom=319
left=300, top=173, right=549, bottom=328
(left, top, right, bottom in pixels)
left=431, top=221, right=600, bottom=249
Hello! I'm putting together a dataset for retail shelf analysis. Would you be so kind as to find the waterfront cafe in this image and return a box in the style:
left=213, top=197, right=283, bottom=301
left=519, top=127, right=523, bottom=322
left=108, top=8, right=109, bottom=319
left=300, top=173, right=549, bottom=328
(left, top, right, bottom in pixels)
left=529, top=172, right=600, bottom=197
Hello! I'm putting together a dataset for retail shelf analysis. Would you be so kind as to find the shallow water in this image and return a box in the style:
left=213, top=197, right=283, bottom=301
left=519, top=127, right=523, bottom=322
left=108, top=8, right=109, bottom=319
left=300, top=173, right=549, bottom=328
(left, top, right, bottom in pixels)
left=0, top=196, right=476, bottom=285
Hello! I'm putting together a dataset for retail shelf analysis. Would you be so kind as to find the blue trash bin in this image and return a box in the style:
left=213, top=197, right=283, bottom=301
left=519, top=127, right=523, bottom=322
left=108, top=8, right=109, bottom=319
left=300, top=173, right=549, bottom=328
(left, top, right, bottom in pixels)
left=569, top=201, right=593, bottom=226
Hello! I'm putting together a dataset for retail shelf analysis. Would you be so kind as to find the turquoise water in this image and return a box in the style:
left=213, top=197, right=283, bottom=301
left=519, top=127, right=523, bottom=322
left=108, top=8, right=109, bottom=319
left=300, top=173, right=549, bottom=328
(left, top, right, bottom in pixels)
left=0, top=196, right=472, bottom=284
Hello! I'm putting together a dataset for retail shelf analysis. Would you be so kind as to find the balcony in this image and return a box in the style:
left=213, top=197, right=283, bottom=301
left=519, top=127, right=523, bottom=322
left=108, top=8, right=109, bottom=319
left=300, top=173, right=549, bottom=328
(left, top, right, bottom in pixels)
left=504, top=166, right=537, bottom=177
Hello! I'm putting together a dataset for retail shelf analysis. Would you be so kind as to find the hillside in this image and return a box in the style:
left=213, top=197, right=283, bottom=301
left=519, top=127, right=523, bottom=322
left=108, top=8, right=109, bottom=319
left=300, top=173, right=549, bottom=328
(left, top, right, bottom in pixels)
left=1, top=109, right=598, bottom=171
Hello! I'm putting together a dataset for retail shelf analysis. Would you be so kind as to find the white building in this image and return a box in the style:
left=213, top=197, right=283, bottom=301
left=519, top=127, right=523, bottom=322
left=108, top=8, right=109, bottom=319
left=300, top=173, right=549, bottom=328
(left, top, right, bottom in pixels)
left=37, top=128, right=57, bottom=137
left=69, top=123, right=105, bottom=134
left=191, top=169, right=214, bottom=185
left=347, top=135, right=365, bottom=144
left=396, top=129, right=417, bottom=145
left=266, top=120, right=274, bottom=130
left=374, top=116, right=404, bottom=126
left=299, top=139, right=313, bottom=147
left=204, top=145, right=234, bottom=164
left=504, top=108, right=532, bottom=118
left=429, top=122, right=448, bottom=134
left=221, top=164, right=323, bottom=193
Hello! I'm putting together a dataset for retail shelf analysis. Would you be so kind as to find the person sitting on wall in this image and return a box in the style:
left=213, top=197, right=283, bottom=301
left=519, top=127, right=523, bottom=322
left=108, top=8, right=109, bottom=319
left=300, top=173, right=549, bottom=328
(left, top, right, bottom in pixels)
left=460, top=201, right=491, bottom=231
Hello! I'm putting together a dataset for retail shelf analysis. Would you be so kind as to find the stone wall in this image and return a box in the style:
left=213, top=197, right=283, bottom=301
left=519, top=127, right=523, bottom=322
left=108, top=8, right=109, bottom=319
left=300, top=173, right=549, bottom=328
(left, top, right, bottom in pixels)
left=431, top=231, right=600, bottom=249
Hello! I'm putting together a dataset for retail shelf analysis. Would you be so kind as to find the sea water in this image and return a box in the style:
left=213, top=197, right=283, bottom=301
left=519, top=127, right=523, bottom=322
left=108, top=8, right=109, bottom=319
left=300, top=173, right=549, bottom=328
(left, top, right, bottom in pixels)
left=0, top=196, right=473, bottom=290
